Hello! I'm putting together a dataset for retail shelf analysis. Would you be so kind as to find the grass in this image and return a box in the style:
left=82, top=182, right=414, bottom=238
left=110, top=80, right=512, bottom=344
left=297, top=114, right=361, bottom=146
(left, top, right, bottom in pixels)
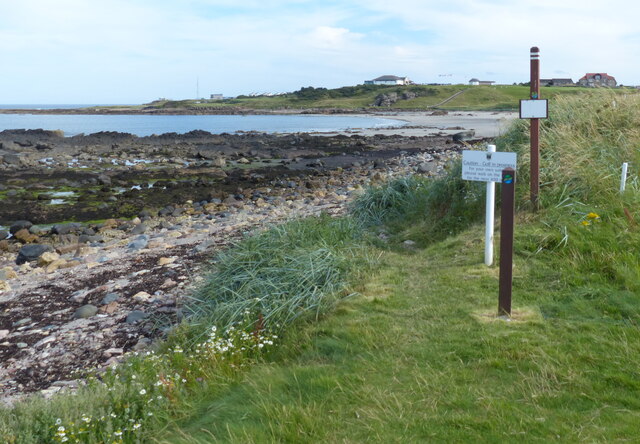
left=159, top=225, right=640, bottom=442
left=108, top=85, right=638, bottom=112
left=185, top=215, right=372, bottom=336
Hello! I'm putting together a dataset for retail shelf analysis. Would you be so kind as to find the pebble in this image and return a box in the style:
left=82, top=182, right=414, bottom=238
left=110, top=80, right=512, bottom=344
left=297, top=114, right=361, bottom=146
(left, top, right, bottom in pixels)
left=132, top=291, right=152, bottom=303
left=126, top=310, right=147, bottom=324
left=73, top=304, right=98, bottom=319
left=157, top=257, right=176, bottom=266
left=101, top=293, right=120, bottom=305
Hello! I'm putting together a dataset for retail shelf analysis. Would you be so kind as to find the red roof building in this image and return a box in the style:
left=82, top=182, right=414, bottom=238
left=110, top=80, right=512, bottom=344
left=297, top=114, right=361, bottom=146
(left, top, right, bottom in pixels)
left=578, top=73, right=617, bottom=87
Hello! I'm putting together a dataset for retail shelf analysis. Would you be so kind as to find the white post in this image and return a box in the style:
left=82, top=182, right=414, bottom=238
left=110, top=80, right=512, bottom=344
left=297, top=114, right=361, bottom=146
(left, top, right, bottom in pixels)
left=620, top=162, right=628, bottom=192
left=485, top=144, right=496, bottom=266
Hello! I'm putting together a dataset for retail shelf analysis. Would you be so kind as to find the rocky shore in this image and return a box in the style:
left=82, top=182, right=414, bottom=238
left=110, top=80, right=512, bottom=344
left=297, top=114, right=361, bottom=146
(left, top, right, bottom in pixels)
left=0, top=128, right=479, bottom=406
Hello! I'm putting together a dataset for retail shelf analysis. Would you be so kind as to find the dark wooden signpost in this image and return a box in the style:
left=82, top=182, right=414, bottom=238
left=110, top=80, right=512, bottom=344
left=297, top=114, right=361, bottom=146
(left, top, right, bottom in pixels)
left=530, top=47, right=541, bottom=209
left=519, top=47, right=548, bottom=210
left=498, top=168, right=516, bottom=316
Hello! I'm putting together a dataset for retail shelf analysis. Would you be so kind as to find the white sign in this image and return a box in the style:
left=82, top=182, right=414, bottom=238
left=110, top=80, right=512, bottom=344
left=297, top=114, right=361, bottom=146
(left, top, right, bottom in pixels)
left=462, top=150, right=517, bottom=182
left=519, top=99, right=548, bottom=119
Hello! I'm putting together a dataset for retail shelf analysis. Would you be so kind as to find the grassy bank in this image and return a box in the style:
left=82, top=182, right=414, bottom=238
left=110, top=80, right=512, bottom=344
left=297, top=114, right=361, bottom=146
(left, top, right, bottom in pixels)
left=110, top=84, right=633, bottom=112
left=3, top=90, right=640, bottom=442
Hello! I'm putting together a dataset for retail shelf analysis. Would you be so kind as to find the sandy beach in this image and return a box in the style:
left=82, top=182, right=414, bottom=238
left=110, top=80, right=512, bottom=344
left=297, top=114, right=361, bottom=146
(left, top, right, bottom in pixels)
left=324, top=111, right=519, bottom=138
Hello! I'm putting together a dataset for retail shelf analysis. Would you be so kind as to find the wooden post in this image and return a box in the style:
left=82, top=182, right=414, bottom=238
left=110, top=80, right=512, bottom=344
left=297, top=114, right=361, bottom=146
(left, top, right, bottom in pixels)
left=530, top=47, right=540, bottom=210
left=499, top=168, right=516, bottom=316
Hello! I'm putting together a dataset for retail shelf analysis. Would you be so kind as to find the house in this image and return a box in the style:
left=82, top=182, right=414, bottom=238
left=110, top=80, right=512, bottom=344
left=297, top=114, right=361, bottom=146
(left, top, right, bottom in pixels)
left=541, top=78, right=574, bottom=87
left=210, top=94, right=224, bottom=100
left=364, top=75, right=411, bottom=86
left=469, top=78, right=495, bottom=86
left=578, top=73, right=617, bottom=87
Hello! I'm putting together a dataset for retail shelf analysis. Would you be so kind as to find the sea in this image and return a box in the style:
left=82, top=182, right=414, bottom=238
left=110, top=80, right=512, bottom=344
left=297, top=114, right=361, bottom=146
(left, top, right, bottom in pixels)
left=0, top=105, right=404, bottom=137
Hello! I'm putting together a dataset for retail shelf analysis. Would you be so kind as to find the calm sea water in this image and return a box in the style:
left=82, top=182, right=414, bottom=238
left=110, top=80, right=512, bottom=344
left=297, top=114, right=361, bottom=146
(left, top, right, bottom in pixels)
left=0, top=108, right=403, bottom=136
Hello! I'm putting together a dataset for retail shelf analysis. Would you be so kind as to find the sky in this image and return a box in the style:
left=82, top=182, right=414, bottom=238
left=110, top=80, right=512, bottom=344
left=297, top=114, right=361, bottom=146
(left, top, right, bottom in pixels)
left=1, top=0, right=639, bottom=104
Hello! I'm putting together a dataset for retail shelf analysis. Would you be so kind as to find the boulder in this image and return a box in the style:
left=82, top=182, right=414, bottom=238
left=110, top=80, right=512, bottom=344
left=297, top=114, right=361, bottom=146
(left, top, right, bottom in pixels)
left=10, top=220, right=32, bottom=235
left=13, top=229, right=38, bottom=243
left=452, top=130, right=476, bottom=142
left=37, top=251, right=60, bottom=266
left=16, top=244, right=54, bottom=265
left=51, top=223, right=82, bottom=235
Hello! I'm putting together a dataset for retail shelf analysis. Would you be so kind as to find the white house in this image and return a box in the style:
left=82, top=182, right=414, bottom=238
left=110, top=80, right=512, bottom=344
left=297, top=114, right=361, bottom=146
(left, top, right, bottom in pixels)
left=364, top=75, right=411, bottom=86
left=469, top=78, right=495, bottom=86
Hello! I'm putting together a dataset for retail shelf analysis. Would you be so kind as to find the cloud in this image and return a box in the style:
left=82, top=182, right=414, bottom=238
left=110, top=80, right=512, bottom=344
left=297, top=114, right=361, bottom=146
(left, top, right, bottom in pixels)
left=308, top=26, right=363, bottom=50
left=1, top=0, right=640, bottom=102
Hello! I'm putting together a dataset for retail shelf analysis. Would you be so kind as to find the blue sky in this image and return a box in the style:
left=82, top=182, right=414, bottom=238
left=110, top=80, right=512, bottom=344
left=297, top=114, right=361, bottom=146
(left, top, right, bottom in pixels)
left=1, top=0, right=639, bottom=104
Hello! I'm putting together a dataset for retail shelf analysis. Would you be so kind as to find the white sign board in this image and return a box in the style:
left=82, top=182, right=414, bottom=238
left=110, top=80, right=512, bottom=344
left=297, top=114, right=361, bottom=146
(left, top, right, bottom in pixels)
left=519, top=99, right=548, bottom=118
left=462, top=150, right=517, bottom=182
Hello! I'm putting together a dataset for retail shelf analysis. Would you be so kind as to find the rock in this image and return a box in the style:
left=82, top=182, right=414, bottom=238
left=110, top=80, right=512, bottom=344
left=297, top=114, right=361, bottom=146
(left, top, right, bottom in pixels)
left=0, top=267, right=18, bottom=280
left=131, top=224, right=147, bottom=235
left=103, top=348, right=124, bottom=358
left=452, top=130, right=476, bottom=142
left=46, top=259, right=68, bottom=273
left=417, top=162, right=438, bottom=174
left=132, top=291, right=152, bottom=302
left=78, top=234, right=103, bottom=244
left=194, top=240, right=215, bottom=253
left=73, top=304, right=98, bottom=319
left=13, top=229, right=38, bottom=243
left=403, top=240, right=416, bottom=247
left=157, top=257, right=176, bottom=266
left=0, top=231, right=9, bottom=240
left=100, top=301, right=119, bottom=314
left=37, top=251, right=60, bottom=267
left=0, top=280, right=11, bottom=292
left=160, top=278, right=177, bottom=289
left=97, top=174, right=112, bottom=186
left=127, top=235, right=149, bottom=251
left=0, top=330, right=9, bottom=340
left=125, top=310, right=147, bottom=324
left=16, top=244, right=54, bottom=265
left=133, top=337, right=151, bottom=351
left=10, top=220, right=33, bottom=235
left=51, top=223, right=82, bottom=235
left=237, top=157, right=250, bottom=164
left=101, top=293, right=120, bottom=305
left=71, top=289, right=89, bottom=303
left=211, top=156, right=226, bottom=167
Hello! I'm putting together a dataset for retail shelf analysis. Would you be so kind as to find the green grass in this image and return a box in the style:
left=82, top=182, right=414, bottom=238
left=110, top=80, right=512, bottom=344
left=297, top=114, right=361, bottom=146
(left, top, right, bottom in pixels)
left=116, top=85, right=636, bottom=112
left=159, top=224, right=640, bottom=442
left=186, top=215, right=372, bottom=336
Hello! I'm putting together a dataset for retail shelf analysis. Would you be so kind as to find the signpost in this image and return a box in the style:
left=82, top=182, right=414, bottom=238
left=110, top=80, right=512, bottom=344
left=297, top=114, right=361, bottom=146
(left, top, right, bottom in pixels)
left=498, top=168, right=516, bottom=316
left=520, top=46, right=546, bottom=210
left=462, top=148, right=517, bottom=266
left=462, top=151, right=518, bottom=317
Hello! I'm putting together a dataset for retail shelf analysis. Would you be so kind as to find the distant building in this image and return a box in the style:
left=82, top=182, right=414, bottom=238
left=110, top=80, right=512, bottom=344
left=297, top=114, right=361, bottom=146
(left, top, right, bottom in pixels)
left=364, top=75, right=411, bottom=85
left=469, top=78, right=495, bottom=86
left=210, top=94, right=224, bottom=100
left=541, top=78, right=574, bottom=87
left=578, top=73, right=617, bottom=87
